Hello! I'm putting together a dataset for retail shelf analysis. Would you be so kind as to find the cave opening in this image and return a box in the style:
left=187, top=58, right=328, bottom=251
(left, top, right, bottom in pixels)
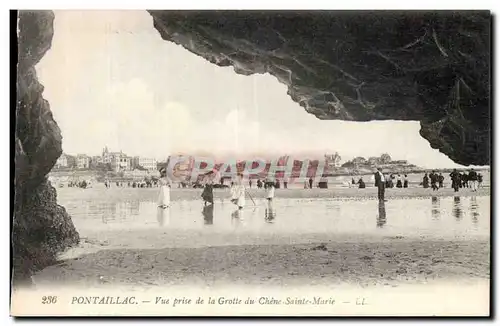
left=14, top=9, right=490, bottom=287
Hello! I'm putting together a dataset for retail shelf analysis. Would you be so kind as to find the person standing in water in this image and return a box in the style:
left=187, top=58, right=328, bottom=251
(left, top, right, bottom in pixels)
left=423, top=173, right=429, bottom=188
left=230, top=173, right=246, bottom=210
left=438, top=173, right=445, bottom=188
left=396, top=174, right=402, bottom=188
left=201, top=171, right=215, bottom=206
left=403, top=174, right=409, bottom=188
left=157, top=167, right=171, bottom=209
left=374, top=167, right=386, bottom=202
left=430, top=171, right=439, bottom=191
left=450, top=169, right=460, bottom=192
left=478, top=173, right=483, bottom=188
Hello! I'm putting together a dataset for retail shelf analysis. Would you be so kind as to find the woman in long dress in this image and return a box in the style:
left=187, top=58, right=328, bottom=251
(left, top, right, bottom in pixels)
left=230, top=173, right=246, bottom=209
left=157, top=167, right=171, bottom=208
left=201, top=171, right=215, bottom=206
left=422, top=173, right=429, bottom=189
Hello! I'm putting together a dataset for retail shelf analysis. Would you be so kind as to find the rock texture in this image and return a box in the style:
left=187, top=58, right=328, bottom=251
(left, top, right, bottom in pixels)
left=148, top=10, right=490, bottom=166
left=14, top=10, right=79, bottom=286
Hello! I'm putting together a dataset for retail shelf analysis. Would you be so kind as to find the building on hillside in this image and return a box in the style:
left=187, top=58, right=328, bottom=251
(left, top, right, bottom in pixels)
left=139, top=157, right=158, bottom=171
left=324, top=153, right=341, bottom=168
left=76, top=154, right=91, bottom=169
left=367, top=157, right=381, bottom=166
left=101, top=146, right=132, bottom=172
left=131, top=156, right=140, bottom=170
left=102, top=146, right=116, bottom=164
left=111, top=153, right=131, bottom=172
left=55, top=153, right=69, bottom=168
left=351, top=157, right=367, bottom=166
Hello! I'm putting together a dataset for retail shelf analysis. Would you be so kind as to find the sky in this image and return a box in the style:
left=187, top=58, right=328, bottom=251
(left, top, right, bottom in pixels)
left=35, top=10, right=466, bottom=168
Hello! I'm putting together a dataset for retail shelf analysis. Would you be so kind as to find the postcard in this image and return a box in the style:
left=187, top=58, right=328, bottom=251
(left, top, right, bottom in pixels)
left=12, top=9, right=491, bottom=316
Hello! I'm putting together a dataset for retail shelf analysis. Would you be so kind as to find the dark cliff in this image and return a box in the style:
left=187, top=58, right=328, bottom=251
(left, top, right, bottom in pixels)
left=14, top=10, right=79, bottom=286
left=149, top=10, right=491, bottom=166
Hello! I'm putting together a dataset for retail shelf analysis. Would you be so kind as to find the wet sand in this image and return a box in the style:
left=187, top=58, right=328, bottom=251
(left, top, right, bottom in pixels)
left=34, top=236, right=489, bottom=289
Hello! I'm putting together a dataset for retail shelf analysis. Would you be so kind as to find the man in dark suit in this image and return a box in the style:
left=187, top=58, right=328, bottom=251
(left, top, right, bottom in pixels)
left=374, top=167, right=386, bottom=201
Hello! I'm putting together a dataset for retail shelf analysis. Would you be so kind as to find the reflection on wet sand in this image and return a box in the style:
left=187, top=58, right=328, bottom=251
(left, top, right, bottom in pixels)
left=265, top=200, right=276, bottom=223
left=470, top=197, right=479, bottom=224
left=202, top=204, right=214, bottom=225
left=231, top=208, right=244, bottom=228
left=65, top=196, right=489, bottom=238
left=431, top=197, right=440, bottom=220
left=377, top=202, right=386, bottom=228
left=94, top=201, right=141, bottom=224
left=453, top=196, right=463, bottom=221
left=157, top=206, right=170, bottom=227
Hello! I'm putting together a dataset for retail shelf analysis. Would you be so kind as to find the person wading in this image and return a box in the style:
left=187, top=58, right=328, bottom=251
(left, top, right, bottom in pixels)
left=403, top=174, right=409, bottom=188
left=438, top=173, right=444, bottom=188
left=396, top=174, right=402, bottom=188
left=230, top=173, right=246, bottom=210
left=201, top=171, right=215, bottom=206
left=157, top=167, right=171, bottom=209
left=450, top=169, right=460, bottom=192
left=374, top=167, right=386, bottom=202
left=430, top=171, right=439, bottom=191
left=423, top=173, right=429, bottom=189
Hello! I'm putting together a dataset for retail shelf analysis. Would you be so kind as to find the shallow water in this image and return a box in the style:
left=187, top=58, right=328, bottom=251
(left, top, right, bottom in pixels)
left=62, top=194, right=489, bottom=240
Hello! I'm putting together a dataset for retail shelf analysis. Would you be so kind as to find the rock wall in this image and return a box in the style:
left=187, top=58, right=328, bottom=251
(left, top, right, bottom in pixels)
left=14, top=10, right=79, bottom=286
left=148, top=10, right=491, bottom=166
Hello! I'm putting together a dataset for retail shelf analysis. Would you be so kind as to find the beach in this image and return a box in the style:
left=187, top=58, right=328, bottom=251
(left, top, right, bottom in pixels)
left=28, top=185, right=490, bottom=292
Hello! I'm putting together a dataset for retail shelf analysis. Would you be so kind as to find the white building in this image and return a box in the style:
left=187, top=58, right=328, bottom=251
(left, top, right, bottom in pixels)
left=101, top=147, right=132, bottom=172
left=55, top=154, right=69, bottom=168
left=324, top=153, right=341, bottom=168
left=111, top=154, right=131, bottom=172
left=76, top=154, right=90, bottom=169
left=138, top=157, right=157, bottom=171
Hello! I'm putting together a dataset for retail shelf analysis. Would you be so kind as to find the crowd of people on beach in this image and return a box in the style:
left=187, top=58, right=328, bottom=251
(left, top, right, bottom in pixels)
left=373, top=168, right=484, bottom=202
left=448, top=169, right=482, bottom=192
left=102, top=179, right=160, bottom=188
left=148, top=165, right=488, bottom=227
left=66, top=180, right=92, bottom=189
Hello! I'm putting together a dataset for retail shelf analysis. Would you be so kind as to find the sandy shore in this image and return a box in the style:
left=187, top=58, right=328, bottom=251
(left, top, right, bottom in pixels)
left=33, top=237, right=489, bottom=289
left=56, top=186, right=490, bottom=202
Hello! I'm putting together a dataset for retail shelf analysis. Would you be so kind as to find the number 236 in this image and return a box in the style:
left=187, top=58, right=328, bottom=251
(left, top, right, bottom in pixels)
left=41, top=296, right=57, bottom=304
